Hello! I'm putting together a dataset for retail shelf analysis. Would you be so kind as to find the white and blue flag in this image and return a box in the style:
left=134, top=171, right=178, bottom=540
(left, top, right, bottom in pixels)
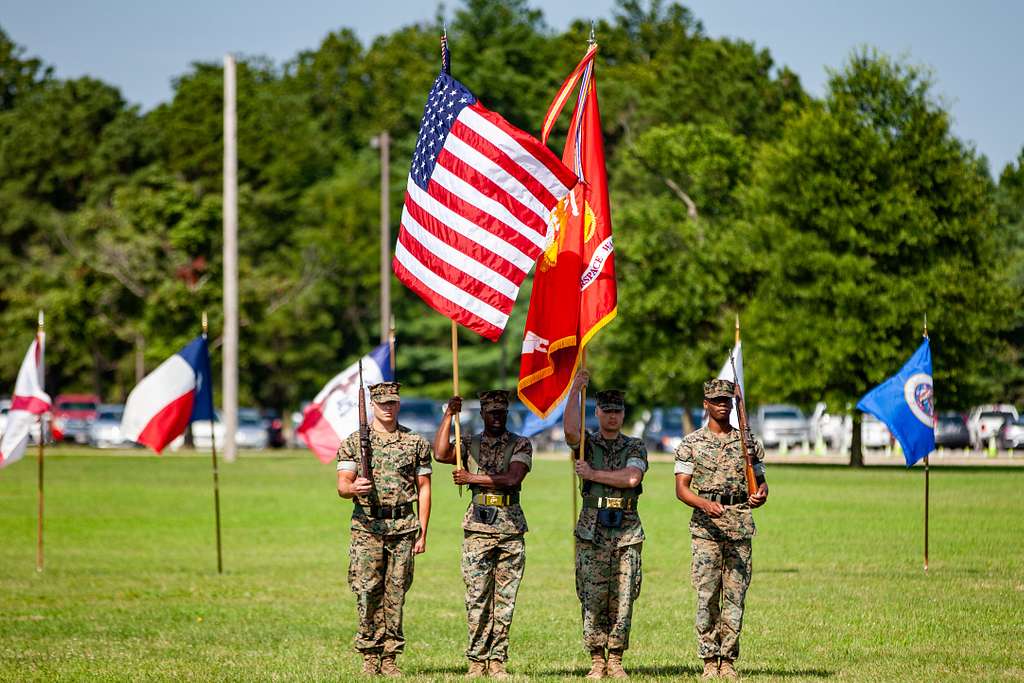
left=857, top=339, right=935, bottom=466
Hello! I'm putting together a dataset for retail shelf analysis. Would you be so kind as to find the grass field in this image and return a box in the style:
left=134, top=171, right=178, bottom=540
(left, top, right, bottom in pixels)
left=1, top=448, right=1022, bottom=681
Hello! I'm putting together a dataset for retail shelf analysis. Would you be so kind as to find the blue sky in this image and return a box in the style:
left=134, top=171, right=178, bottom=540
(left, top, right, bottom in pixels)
left=3, top=0, right=1021, bottom=173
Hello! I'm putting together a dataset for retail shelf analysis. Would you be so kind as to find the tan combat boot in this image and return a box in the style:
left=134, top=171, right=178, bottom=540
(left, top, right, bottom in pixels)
left=718, top=659, right=739, bottom=679
left=585, top=649, right=606, bottom=679
left=465, top=660, right=487, bottom=678
left=488, top=660, right=511, bottom=679
left=361, top=654, right=380, bottom=676
left=605, top=649, right=628, bottom=679
left=701, top=658, right=719, bottom=679
left=379, top=655, right=402, bottom=677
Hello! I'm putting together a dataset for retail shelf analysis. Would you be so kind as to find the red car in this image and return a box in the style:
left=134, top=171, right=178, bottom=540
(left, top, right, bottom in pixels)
left=54, top=394, right=102, bottom=444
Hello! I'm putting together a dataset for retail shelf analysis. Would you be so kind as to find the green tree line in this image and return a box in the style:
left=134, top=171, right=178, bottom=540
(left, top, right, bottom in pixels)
left=1, top=0, right=1021, bottom=420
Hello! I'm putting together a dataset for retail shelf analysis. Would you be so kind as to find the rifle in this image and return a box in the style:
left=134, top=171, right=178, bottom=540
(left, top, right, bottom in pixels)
left=358, top=360, right=372, bottom=482
left=729, top=353, right=758, bottom=496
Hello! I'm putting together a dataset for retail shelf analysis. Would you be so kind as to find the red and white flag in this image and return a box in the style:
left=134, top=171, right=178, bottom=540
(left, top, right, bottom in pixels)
left=296, top=343, right=392, bottom=463
left=518, top=45, right=617, bottom=417
left=393, top=53, right=577, bottom=340
left=1, top=328, right=51, bottom=469
left=120, top=336, right=214, bottom=454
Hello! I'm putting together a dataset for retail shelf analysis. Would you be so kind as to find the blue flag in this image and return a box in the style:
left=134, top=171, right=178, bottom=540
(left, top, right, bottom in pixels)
left=857, top=339, right=935, bottom=466
left=521, top=395, right=567, bottom=437
left=178, top=336, right=215, bottom=423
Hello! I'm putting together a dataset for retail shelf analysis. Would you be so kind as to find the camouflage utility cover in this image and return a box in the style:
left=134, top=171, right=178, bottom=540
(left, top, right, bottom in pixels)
left=595, top=389, right=626, bottom=410
left=574, top=432, right=647, bottom=547
left=674, top=426, right=765, bottom=541
left=460, top=430, right=532, bottom=534
left=369, top=381, right=401, bottom=402
left=338, top=425, right=432, bottom=535
left=478, top=390, right=513, bottom=412
left=703, top=379, right=735, bottom=399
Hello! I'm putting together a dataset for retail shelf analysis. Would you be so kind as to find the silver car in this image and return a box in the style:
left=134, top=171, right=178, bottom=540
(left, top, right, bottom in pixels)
left=192, top=408, right=269, bottom=449
left=754, top=404, right=811, bottom=448
left=88, top=404, right=131, bottom=448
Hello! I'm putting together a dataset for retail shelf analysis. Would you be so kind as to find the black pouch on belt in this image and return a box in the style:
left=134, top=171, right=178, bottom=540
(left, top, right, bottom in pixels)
left=596, top=509, right=623, bottom=528
left=473, top=504, right=498, bottom=525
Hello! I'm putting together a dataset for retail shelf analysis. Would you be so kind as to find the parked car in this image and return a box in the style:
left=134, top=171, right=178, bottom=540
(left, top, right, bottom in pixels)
left=998, top=415, right=1024, bottom=449
left=260, top=409, right=286, bottom=448
left=87, top=404, right=131, bottom=448
left=0, top=398, right=10, bottom=436
left=530, top=398, right=599, bottom=452
left=860, top=414, right=892, bottom=449
left=458, top=398, right=529, bottom=436
left=289, top=400, right=311, bottom=447
left=753, top=404, right=811, bottom=448
left=810, top=402, right=851, bottom=449
left=968, top=405, right=1018, bottom=448
left=642, top=406, right=703, bottom=453
left=934, top=412, right=970, bottom=449
left=53, top=393, right=102, bottom=444
left=397, top=398, right=445, bottom=443
left=193, top=408, right=270, bottom=449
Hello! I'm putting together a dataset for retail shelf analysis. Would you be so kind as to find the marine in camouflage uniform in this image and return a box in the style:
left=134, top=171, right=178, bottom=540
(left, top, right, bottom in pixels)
left=337, top=381, right=433, bottom=677
left=565, top=372, right=648, bottom=680
left=674, top=378, right=768, bottom=680
left=434, top=390, right=531, bottom=679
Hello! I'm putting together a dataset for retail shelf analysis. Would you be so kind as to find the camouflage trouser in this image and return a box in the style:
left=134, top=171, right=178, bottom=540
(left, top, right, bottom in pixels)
left=575, top=540, right=642, bottom=652
left=691, top=537, right=752, bottom=661
left=348, top=528, right=416, bottom=655
left=461, top=531, right=526, bottom=662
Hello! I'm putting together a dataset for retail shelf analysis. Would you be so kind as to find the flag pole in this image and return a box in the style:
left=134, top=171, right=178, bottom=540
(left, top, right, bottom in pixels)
left=36, top=310, right=45, bottom=573
left=574, top=23, right=595, bottom=534
left=923, top=313, right=929, bottom=573
left=451, top=320, right=463, bottom=497
left=575, top=349, right=587, bottom=530
left=735, top=314, right=741, bottom=346
left=204, top=312, right=224, bottom=574
left=389, top=314, right=396, bottom=378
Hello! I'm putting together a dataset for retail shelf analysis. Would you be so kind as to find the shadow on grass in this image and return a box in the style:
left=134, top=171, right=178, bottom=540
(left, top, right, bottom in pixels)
left=739, top=667, right=834, bottom=678
left=759, top=567, right=800, bottom=574
left=535, top=664, right=835, bottom=678
left=411, top=665, right=476, bottom=676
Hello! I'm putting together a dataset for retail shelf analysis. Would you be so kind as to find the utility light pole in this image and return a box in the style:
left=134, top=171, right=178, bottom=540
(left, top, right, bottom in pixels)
left=222, top=54, right=238, bottom=463
left=372, top=131, right=391, bottom=343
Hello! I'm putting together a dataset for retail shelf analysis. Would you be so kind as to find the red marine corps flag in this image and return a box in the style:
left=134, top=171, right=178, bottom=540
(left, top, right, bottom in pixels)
left=517, top=43, right=617, bottom=417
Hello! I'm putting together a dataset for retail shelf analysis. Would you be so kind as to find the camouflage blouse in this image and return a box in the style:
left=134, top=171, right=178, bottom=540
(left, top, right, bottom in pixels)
left=674, top=426, right=766, bottom=541
left=572, top=431, right=648, bottom=548
left=337, top=424, right=432, bottom=536
left=459, top=431, right=532, bottom=535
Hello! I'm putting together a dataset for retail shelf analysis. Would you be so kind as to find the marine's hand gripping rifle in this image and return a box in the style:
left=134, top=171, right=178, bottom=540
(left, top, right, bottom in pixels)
left=358, top=360, right=372, bottom=482
left=729, top=353, right=758, bottom=497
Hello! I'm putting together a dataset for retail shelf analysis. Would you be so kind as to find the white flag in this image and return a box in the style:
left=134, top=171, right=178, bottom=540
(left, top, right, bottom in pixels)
left=1, top=332, right=51, bottom=469
left=715, top=341, right=745, bottom=429
left=296, top=343, right=392, bottom=463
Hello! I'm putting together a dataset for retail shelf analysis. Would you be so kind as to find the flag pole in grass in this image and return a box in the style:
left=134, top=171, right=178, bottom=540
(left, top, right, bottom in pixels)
left=203, top=312, right=224, bottom=575
left=923, top=313, right=930, bottom=572
left=1, top=311, right=53, bottom=567
left=36, top=310, right=45, bottom=573
left=857, top=317, right=935, bottom=572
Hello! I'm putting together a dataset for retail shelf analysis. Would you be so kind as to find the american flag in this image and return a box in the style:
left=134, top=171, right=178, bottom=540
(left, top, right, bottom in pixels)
left=393, top=70, right=578, bottom=341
